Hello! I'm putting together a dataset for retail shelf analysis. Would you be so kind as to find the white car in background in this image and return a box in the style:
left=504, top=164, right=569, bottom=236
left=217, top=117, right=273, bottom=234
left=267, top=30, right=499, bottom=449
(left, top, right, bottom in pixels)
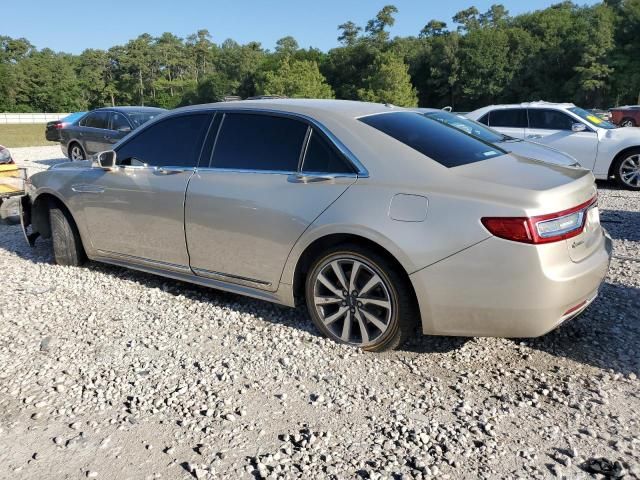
left=467, top=101, right=640, bottom=190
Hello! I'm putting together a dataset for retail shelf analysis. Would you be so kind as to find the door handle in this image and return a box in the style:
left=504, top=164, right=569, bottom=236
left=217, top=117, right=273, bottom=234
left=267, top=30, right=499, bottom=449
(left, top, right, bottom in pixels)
left=287, top=174, right=336, bottom=184
left=156, top=167, right=184, bottom=175
left=527, top=134, right=543, bottom=139
left=72, top=184, right=105, bottom=194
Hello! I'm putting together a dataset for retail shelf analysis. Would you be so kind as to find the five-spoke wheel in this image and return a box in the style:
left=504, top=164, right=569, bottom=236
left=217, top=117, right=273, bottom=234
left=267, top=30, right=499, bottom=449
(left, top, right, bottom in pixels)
left=615, top=149, right=640, bottom=190
left=69, top=143, right=85, bottom=161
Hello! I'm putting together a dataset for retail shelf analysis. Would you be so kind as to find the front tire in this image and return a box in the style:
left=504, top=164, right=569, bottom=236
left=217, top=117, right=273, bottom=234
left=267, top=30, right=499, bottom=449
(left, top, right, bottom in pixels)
left=69, top=143, right=85, bottom=161
left=50, top=204, right=86, bottom=266
left=305, top=245, right=417, bottom=352
left=613, top=148, right=640, bottom=190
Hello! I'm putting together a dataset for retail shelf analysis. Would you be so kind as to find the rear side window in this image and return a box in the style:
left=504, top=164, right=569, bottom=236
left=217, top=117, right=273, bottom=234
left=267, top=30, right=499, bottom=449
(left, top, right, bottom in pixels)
left=489, top=109, right=527, bottom=128
left=211, top=113, right=308, bottom=171
left=528, top=109, right=574, bottom=130
left=477, top=114, right=489, bottom=125
left=302, top=130, right=354, bottom=174
left=116, top=113, right=212, bottom=168
left=82, top=111, right=109, bottom=129
left=359, top=112, right=504, bottom=168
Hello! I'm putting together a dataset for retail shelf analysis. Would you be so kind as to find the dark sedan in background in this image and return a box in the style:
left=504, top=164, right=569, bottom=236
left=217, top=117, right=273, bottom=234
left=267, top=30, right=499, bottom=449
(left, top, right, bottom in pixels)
left=60, top=106, right=165, bottom=160
left=45, top=112, right=86, bottom=142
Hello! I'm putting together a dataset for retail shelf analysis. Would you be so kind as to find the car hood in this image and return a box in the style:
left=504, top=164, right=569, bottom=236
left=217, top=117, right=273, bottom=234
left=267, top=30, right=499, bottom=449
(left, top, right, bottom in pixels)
left=600, top=125, right=640, bottom=142
left=497, top=139, right=580, bottom=167
left=50, top=160, right=93, bottom=170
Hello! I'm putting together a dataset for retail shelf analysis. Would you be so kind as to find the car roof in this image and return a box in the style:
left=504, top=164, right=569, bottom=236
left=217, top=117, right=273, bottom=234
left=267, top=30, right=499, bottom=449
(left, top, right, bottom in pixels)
left=93, top=106, right=166, bottom=114
left=483, top=101, right=577, bottom=110
left=172, top=99, right=405, bottom=120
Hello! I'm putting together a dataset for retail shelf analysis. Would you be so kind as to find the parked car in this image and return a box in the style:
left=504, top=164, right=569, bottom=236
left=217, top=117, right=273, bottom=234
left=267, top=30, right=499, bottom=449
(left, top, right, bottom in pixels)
left=467, top=101, right=640, bottom=189
left=417, top=108, right=580, bottom=168
left=587, top=109, right=612, bottom=122
left=45, top=112, right=86, bottom=142
left=0, top=145, right=13, bottom=165
left=610, top=105, right=640, bottom=127
left=20, top=100, right=612, bottom=351
left=60, top=107, right=165, bottom=160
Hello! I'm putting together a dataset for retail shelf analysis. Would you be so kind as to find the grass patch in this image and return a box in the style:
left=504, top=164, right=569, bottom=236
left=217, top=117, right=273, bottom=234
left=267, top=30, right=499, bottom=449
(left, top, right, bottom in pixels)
left=0, top=124, right=57, bottom=148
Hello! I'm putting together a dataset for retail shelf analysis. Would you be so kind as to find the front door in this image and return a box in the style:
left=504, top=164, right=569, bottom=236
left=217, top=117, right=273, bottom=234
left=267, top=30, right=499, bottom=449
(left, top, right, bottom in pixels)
left=526, top=109, right=599, bottom=170
left=185, top=112, right=358, bottom=290
left=78, top=112, right=213, bottom=270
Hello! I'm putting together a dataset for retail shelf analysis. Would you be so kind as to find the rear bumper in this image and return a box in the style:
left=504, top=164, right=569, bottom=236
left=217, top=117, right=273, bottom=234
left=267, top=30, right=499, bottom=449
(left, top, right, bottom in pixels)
left=410, top=230, right=612, bottom=337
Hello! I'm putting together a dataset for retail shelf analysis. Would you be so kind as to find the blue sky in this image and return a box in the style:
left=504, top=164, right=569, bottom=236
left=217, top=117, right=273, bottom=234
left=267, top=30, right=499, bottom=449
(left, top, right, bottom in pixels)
left=4, top=0, right=601, bottom=54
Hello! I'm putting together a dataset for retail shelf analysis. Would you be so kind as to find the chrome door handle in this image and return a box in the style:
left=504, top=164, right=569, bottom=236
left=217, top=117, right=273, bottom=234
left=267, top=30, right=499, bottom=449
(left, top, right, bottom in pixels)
left=156, top=167, right=184, bottom=175
left=527, top=134, right=543, bottom=139
left=287, top=174, right=335, bottom=184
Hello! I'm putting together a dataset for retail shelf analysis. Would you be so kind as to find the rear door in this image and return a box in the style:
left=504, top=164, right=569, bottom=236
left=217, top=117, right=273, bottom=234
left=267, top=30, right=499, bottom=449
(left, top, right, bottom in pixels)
left=526, top=109, right=598, bottom=170
left=78, top=113, right=213, bottom=269
left=185, top=111, right=358, bottom=290
left=81, top=111, right=112, bottom=154
left=486, top=108, right=528, bottom=139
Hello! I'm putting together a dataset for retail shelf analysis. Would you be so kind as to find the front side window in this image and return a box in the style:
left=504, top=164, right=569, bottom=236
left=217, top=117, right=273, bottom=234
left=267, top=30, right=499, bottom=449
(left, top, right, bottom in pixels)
left=359, top=111, right=504, bottom=168
left=302, top=130, right=354, bottom=174
left=528, top=109, right=575, bottom=130
left=211, top=113, right=308, bottom=171
left=83, top=111, right=109, bottom=129
left=127, top=111, right=163, bottom=129
left=111, top=113, right=132, bottom=132
left=489, top=109, right=528, bottom=128
left=116, top=113, right=212, bottom=168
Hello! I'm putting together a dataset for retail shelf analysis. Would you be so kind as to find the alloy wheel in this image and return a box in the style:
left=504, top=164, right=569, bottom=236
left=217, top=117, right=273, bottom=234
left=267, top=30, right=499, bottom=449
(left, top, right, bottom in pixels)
left=620, top=154, right=640, bottom=188
left=70, top=145, right=84, bottom=161
left=312, top=256, right=393, bottom=346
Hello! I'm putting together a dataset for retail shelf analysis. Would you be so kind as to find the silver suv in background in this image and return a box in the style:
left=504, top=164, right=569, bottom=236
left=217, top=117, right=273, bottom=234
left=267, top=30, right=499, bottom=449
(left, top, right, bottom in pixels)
left=466, top=101, right=640, bottom=189
left=21, top=100, right=611, bottom=351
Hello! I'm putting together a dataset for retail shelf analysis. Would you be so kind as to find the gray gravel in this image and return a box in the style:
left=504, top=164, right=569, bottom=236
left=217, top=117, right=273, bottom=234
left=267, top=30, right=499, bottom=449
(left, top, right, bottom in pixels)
left=0, top=151, right=639, bottom=479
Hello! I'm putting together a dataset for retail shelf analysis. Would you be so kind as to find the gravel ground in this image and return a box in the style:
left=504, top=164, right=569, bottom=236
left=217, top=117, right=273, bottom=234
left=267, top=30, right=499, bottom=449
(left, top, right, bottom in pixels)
left=1, top=147, right=639, bottom=479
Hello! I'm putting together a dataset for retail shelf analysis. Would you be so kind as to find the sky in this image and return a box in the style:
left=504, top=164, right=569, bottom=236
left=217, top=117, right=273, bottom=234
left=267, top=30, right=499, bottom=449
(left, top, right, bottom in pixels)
left=4, top=0, right=601, bottom=54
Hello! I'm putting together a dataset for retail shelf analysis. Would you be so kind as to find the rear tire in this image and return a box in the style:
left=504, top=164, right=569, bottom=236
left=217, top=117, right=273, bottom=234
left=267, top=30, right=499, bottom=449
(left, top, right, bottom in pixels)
left=304, top=244, right=417, bottom=352
left=613, top=148, right=640, bottom=190
left=50, top=204, right=86, bottom=266
left=620, top=117, right=637, bottom=128
left=69, top=143, right=85, bottom=161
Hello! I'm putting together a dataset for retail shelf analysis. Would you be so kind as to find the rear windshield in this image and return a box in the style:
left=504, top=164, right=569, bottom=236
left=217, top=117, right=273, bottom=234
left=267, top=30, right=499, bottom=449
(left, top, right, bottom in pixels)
left=126, top=111, right=162, bottom=129
left=423, top=110, right=507, bottom=143
left=359, top=111, right=505, bottom=168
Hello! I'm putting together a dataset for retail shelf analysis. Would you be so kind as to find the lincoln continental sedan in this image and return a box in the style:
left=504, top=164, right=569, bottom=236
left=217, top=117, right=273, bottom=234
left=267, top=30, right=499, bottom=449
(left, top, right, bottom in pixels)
left=20, top=100, right=612, bottom=351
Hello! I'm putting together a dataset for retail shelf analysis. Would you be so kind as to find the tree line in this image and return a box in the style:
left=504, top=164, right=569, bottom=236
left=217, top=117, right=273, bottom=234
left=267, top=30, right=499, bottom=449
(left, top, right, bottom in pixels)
left=1, top=1, right=639, bottom=113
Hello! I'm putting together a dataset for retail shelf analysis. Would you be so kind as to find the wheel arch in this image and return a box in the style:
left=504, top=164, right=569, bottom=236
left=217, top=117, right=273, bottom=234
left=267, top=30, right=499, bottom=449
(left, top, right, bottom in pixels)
left=290, top=232, right=420, bottom=318
left=31, top=191, right=74, bottom=239
left=608, top=145, right=640, bottom=178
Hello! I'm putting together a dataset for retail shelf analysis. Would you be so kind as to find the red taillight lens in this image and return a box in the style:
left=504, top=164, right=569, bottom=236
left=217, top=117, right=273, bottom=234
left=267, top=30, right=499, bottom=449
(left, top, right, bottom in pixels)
left=54, top=123, right=65, bottom=129
left=481, top=197, right=597, bottom=245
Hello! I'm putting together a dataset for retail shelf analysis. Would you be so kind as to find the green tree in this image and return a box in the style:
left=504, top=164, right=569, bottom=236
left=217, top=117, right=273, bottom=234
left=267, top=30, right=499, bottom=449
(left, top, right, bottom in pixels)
left=257, top=56, right=333, bottom=98
left=357, top=51, right=417, bottom=106
left=365, top=5, right=398, bottom=43
left=338, top=21, right=362, bottom=46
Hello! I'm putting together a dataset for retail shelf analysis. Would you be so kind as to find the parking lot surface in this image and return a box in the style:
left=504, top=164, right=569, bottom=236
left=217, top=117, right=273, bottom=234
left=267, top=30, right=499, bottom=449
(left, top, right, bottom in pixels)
left=1, top=147, right=639, bottom=479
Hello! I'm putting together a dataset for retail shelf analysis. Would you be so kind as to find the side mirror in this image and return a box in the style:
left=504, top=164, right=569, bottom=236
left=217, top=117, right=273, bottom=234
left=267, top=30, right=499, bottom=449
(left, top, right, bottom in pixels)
left=572, top=123, right=586, bottom=132
left=96, top=150, right=117, bottom=169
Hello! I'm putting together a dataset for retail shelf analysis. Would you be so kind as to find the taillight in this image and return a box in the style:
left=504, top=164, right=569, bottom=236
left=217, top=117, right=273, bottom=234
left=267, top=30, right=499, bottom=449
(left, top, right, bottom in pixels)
left=55, top=123, right=66, bottom=129
left=481, top=197, right=596, bottom=244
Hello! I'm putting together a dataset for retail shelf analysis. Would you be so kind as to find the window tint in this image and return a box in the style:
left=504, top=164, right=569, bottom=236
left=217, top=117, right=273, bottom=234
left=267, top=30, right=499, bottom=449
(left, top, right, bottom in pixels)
left=423, top=111, right=505, bottom=143
left=116, top=114, right=212, bottom=168
left=359, top=112, right=504, bottom=168
left=111, top=113, right=131, bottom=132
left=83, top=111, right=109, bottom=129
left=127, top=111, right=162, bottom=128
left=211, top=113, right=308, bottom=171
left=477, top=114, right=489, bottom=125
left=528, top=109, right=575, bottom=130
left=489, top=109, right=527, bottom=128
left=302, top=130, right=354, bottom=173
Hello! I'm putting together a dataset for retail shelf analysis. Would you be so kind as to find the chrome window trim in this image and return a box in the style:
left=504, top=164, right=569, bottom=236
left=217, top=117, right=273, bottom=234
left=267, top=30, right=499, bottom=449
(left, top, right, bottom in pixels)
left=204, top=108, right=369, bottom=177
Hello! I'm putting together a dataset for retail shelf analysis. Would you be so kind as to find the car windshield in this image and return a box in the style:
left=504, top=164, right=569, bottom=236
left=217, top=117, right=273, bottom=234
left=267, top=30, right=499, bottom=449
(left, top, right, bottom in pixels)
left=359, top=111, right=505, bottom=168
left=568, top=106, right=617, bottom=129
left=126, top=111, right=161, bottom=128
left=423, top=110, right=508, bottom=143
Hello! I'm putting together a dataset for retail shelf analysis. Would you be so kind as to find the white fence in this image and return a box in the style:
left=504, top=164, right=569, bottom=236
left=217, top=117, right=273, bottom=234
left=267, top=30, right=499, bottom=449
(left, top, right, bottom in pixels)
left=0, top=113, right=69, bottom=124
